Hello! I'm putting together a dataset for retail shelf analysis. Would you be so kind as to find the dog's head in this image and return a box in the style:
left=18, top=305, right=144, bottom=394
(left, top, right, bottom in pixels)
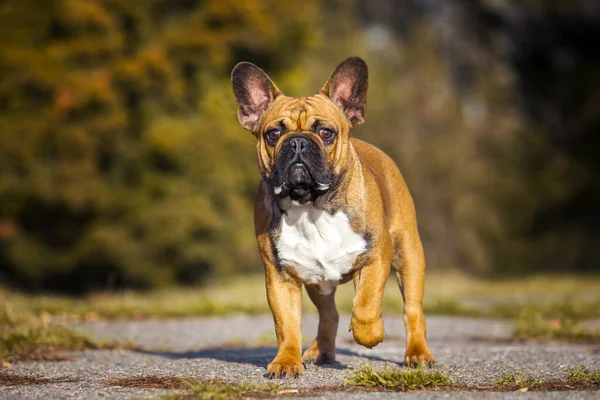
left=231, top=57, right=368, bottom=206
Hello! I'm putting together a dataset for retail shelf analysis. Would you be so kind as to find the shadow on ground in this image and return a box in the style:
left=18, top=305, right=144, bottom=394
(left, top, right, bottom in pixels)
left=134, top=346, right=400, bottom=370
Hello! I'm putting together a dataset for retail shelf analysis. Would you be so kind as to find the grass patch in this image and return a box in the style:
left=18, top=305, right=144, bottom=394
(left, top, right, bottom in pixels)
left=513, top=310, right=600, bottom=342
left=347, top=364, right=600, bottom=394
left=568, top=364, right=600, bottom=384
left=1, top=307, right=129, bottom=363
left=500, top=299, right=600, bottom=321
left=346, top=363, right=452, bottom=391
left=162, top=379, right=280, bottom=400
left=0, top=322, right=124, bottom=363
left=1, top=271, right=599, bottom=322
left=1, top=285, right=270, bottom=321
left=420, top=298, right=600, bottom=320
left=493, top=366, right=600, bottom=391
left=494, top=370, right=541, bottom=389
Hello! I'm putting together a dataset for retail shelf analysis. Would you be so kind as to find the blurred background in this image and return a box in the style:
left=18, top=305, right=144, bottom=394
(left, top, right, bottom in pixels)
left=0, top=0, right=598, bottom=294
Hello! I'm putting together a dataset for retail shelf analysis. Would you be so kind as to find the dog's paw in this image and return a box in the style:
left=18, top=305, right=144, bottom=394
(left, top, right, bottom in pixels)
left=349, top=316, right=385, bottom=349
left=264, top=355, right=304, bottom=379
left=404, top=342, right=435, bottom=367
left=302, top=340, right=336, bottom=365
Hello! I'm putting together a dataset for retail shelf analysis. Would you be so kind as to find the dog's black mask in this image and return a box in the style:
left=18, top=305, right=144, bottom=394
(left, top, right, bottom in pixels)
left=270, top=134, right=333, bottom=204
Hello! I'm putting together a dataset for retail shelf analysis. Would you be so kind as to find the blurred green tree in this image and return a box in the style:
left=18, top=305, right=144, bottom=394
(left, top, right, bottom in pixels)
left=1, top=0, right=597, bottom=292
left=0, top=0, right=323, bottom=291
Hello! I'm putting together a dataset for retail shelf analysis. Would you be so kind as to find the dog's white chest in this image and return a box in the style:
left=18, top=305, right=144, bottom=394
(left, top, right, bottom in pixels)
left=275, top=203, right=366, bottom=295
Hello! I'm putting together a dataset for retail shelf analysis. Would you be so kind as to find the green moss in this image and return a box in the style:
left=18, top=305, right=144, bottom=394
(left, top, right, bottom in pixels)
left=346, top=363, right=452, bottom=391
left=567, top=364, right=600, bottom=384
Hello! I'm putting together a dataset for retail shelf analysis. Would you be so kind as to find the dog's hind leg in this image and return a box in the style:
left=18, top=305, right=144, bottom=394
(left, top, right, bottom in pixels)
left=302, top=285, right=338, bottom=364
left=391, top=230, right=436, bottom=367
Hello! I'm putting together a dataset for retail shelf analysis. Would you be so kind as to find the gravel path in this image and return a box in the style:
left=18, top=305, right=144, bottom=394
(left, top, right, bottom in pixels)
left=1, top=314, right=599, bottom=399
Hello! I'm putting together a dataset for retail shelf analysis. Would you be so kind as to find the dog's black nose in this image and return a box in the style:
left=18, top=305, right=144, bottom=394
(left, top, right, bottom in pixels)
left=288, top=136, right=309, bottom=154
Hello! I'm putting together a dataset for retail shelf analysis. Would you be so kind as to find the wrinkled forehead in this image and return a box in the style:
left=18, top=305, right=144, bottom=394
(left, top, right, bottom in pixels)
left=259, top=94, right=346, bottom=132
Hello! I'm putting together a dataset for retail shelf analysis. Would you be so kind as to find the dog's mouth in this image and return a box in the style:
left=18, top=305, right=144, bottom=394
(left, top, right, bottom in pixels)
left=270, top=134, right=333, bottom=204
left=272, top=163, right=332, bottom=204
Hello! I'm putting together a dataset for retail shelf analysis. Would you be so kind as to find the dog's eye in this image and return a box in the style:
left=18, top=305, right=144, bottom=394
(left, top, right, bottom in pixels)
left=318, top=127, right=336, bottom=143
left=265, top=129, right=281, bottom=145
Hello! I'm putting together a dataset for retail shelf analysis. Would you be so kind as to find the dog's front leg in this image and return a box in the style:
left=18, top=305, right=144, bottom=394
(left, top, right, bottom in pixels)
left=264, top=262, right=304, bottom=379
left=350, top=253, right=391, bottom=348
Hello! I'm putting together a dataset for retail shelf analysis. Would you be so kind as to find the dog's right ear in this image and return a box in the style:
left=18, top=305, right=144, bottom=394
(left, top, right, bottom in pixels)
left=231, top=62, right=281, bottom=133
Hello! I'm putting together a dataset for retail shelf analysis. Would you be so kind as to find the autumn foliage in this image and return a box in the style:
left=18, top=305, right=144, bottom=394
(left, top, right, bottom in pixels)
left=0, top=0, right=598, bottom=291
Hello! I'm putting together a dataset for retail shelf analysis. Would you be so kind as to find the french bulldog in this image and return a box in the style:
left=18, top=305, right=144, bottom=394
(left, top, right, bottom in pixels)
left=231, top=57, right=435, bottom=379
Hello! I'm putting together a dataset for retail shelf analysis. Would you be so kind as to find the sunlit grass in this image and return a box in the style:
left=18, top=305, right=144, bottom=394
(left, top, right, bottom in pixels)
left=346, top=363, right=452, bottom=391
left=0, top=305, right=131, bottom=363
left=1, top=271, right=599, bottom=323
left=0, top=321, right=125, bottom=363
left=0, top=277, right=271, bottom=323
left=513, top=310, right=600, bottom=342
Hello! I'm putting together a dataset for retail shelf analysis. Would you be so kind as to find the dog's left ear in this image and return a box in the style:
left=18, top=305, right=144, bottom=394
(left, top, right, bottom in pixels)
left=320, top=57, right=368, bottom=126
left=231, top=62, right=282, bottom=133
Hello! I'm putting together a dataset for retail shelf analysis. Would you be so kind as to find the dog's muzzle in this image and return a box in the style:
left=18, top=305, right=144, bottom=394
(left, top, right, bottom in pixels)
left=271, top=135, right=332, bottom=200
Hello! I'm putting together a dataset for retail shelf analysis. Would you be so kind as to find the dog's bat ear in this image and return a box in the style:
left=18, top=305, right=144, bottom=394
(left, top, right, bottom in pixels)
left=231, top=62, right=282, bottom=133
left=320, top=57, right=368, bottom=126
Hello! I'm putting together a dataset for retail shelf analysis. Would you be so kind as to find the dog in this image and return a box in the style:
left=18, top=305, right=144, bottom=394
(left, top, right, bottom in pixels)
left=231, top=57, right=435, bottom=379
